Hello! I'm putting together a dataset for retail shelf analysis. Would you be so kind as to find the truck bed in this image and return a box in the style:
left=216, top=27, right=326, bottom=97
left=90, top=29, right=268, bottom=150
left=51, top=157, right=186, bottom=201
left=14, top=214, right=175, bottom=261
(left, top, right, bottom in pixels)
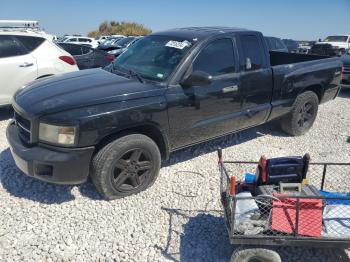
left=269, top=51, right=330, bottom=66
left=268, top=51, right=342, bottom=120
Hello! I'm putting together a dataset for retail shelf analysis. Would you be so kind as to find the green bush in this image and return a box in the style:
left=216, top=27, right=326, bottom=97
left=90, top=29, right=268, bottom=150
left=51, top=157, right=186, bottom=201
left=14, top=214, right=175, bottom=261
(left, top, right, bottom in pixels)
left=88, top=21, right=152, bottom=38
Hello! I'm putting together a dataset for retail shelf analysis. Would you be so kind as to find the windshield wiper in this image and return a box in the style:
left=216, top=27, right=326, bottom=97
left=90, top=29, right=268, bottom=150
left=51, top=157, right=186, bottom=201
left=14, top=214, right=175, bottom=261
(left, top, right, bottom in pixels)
left=111, top=63, right=144, bottom=83
left=127, top=69, right=144, bottom=83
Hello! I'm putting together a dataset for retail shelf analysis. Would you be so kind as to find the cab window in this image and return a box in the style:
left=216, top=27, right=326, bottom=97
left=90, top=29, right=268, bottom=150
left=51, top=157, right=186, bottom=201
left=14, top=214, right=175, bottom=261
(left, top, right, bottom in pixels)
left=192, top=38, right=235, bottom=76
left=240, top=35, right=264, bottom=71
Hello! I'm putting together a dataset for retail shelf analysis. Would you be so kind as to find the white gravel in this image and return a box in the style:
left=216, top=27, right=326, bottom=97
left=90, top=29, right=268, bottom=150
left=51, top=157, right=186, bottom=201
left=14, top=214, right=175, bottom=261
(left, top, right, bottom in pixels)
left=0, top=90, right=350, bottom=262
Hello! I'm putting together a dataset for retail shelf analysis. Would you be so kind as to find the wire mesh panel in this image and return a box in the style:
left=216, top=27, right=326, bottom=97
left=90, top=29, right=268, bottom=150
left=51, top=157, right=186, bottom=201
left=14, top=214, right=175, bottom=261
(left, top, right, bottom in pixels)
left=219, top=160, right=350, bottom=246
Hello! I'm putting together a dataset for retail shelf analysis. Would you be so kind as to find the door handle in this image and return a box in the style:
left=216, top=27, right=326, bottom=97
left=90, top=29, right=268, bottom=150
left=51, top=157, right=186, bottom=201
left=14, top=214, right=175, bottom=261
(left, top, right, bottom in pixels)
left=19, top=62, right=34, bottom=68
left=222, top=85, right=238, bottom=93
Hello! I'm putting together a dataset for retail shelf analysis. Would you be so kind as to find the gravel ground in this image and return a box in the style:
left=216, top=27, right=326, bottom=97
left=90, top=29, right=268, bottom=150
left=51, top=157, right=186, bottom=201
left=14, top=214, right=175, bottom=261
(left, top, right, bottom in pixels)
left=0, top=90, right=350, bottom=262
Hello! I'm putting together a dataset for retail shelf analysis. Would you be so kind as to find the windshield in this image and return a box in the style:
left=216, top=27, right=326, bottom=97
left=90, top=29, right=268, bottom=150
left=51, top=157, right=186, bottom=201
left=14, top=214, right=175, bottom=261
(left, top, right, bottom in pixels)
left=111, top=35, right=193, bottom=82
left=323, top=36, right=348, bottom=42
left=103, top=38, right=118, bottom=46
left=114, top=37, right=135, bottom=47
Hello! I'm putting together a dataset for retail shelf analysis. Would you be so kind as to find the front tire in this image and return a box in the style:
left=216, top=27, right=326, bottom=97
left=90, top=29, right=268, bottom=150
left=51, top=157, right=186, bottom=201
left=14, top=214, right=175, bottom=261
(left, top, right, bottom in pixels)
left=91, top=134, right=161, bottom=200
left=281, top=91, right=319, bottom=136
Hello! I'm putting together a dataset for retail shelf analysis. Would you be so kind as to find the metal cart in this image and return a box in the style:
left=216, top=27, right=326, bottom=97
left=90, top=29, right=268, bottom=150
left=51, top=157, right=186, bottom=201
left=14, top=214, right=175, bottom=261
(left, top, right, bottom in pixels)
left=217, top=148, right=350, bottom=262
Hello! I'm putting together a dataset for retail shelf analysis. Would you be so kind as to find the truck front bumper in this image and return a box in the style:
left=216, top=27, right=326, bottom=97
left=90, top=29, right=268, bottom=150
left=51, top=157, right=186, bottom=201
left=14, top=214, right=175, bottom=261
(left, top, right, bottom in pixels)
left=342, top=75, right=350, bottom=88
left=6, top=121, right=95, bottom=185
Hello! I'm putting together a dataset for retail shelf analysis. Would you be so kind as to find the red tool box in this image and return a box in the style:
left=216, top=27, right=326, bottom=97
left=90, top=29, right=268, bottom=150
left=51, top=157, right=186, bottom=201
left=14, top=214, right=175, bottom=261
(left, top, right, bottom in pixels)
left=271, top=194, right=323, bottom=237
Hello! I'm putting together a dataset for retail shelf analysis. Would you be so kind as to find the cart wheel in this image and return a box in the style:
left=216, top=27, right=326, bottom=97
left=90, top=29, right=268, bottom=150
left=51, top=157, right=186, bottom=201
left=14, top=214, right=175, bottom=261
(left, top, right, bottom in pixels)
left=230, top=246, right=281, bottom=262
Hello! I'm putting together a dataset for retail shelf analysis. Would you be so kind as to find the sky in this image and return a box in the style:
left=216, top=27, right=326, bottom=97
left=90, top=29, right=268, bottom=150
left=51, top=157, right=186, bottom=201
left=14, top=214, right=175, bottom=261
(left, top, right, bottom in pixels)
left=1, top=0, right=349, bottom=40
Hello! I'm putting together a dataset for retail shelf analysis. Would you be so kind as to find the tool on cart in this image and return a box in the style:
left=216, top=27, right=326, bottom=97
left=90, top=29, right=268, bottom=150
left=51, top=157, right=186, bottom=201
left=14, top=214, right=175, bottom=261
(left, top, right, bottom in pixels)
left=255, top=154, right=310, bottom=186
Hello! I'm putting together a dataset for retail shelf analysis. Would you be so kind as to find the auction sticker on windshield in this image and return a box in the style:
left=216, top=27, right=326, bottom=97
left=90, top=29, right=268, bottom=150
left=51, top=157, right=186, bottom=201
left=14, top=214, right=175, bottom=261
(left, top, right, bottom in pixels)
left=165, top=40, right=191, bottom=49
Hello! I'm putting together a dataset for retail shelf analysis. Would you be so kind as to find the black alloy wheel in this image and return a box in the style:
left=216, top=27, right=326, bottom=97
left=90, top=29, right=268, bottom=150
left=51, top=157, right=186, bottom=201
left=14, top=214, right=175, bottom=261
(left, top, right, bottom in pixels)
left=111, top=148, right=153, bottom=192
left=91, top=134, right=161, bottom=200
left=296, top=101, right=315, bottom=129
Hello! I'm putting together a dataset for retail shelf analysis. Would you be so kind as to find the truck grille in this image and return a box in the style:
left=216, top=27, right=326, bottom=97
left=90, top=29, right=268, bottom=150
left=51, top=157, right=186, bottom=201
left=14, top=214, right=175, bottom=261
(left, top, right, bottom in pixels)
left=14, top=111, right=31, bottom=143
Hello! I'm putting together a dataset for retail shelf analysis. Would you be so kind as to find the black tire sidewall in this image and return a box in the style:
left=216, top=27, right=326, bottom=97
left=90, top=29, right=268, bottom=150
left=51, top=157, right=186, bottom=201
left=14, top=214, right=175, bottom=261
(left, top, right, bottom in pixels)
left=92, top=134, right=161, bottom=199
left=282, top=91, right=319, bottom=136
left=230, top=247, right=281, bottom=262
left=292, top=92, right=318, bottom=135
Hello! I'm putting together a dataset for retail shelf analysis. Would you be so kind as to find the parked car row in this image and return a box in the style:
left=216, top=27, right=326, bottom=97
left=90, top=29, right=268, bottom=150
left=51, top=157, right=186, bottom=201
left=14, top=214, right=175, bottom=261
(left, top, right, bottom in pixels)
left=57, top=43, right=115, bottom=69
left=265, top=34, right=350, bottom=57
left=310, top=35, right=350, bottom=56
left=56, top=35, right=99, bottom=48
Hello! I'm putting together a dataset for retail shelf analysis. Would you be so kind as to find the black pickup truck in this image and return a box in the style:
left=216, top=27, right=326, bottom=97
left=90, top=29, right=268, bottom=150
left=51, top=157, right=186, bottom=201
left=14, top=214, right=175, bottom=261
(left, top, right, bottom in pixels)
left=7, top=27, right=342, bottom=199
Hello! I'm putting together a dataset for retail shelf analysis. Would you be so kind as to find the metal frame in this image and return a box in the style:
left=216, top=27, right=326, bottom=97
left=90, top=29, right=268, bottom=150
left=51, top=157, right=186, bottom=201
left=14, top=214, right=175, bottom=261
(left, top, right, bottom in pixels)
left=218, top=148, right=350, bottom=248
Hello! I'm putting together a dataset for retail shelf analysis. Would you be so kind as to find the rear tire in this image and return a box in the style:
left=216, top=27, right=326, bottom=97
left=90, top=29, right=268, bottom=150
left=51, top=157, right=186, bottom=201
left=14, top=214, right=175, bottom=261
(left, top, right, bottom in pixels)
left=230, top=246, right=281, bottom=262
left=90, top=134, right=161, bottom=200
left=281, top=91, right=319, bottom=136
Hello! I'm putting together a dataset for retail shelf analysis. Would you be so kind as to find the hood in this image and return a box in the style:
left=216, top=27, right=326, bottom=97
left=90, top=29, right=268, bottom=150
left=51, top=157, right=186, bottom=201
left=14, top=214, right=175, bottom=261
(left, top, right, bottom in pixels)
left=341, top=55, right=350, bottom=65
left=14, top=68, right=164, bottom=117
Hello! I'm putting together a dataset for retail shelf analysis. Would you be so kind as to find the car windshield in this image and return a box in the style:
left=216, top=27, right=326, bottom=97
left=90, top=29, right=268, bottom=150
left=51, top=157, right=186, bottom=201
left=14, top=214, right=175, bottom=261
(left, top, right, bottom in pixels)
left=103, top=39, right=115, bottom=46
left=111, top=35, right=193, bottom=82
left=323, top=36, right=348, bottom=42
left=114, top=37, right=135, bottom=47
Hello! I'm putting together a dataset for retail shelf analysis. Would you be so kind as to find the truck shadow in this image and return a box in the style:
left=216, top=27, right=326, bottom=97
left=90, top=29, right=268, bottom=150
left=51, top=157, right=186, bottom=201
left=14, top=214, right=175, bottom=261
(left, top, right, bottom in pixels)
left=339, top=88, right=350, bottom=98
left=0, top=107, right=13, bottom=121
left=162, top=120, right=286, bottom=167
left=0, top=148, right=75, bottom=203
left=157, top=207, right=350, bottom=262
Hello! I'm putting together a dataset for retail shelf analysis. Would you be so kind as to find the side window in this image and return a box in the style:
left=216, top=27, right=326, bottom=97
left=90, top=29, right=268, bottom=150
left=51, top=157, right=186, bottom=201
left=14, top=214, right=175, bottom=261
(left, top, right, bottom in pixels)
left=81, top=46, right=91, bottom=54
left=240, top=35, right=264, bottom=71
left=69, top=38, right=77, bottom=42
left=0, top=35, right=26, bottom=58
left=192, top=38, right=235, bottom=76
left=15, top=36, right=45, bottom=52
left=78, top=38, right=87, bottom=42
left=68, top=45, right=83, bottom=56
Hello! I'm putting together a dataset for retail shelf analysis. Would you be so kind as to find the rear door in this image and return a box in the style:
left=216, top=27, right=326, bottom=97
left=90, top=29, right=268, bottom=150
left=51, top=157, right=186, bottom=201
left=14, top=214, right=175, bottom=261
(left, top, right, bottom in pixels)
left=0, top=35, right=38, bottom=105
left=80, top=45, right=95, bottom=68
left=167, top=37, right=244, bottom=149
left=236, top=34, right=273, bottom=129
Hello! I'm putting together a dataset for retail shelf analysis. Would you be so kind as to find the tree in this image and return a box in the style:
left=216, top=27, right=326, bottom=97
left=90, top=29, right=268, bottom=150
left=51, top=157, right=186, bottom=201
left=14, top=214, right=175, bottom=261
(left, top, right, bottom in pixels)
left=88, top=21, right=151, bottom=38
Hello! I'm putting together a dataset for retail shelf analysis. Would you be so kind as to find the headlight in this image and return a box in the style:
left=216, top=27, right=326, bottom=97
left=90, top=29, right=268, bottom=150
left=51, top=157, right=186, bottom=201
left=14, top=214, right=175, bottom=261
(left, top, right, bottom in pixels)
left=39, top=123, right=76, bottom=145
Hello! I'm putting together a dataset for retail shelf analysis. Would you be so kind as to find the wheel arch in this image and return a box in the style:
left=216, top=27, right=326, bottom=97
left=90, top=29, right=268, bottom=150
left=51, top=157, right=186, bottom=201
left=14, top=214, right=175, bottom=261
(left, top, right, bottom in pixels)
left=95, top=124, right=170, bottom=160
left=300, top=84, right=324, bottom=103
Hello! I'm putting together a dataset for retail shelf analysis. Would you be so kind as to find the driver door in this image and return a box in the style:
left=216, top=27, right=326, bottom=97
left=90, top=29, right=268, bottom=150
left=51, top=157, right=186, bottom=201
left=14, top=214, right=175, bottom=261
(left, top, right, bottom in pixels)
left=166, top=37, right=244, bottom=149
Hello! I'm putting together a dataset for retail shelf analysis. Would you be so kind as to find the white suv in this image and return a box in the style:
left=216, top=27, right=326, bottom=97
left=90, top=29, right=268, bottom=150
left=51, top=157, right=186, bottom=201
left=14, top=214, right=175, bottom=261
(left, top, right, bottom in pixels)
left=0, top=31, right=79, bottom=106
left=60, top=36, right=99, bottom=48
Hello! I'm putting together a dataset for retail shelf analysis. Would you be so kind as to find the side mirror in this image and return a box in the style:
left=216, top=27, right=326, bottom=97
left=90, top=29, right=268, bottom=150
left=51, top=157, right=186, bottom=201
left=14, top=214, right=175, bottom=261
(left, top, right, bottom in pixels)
left=246, top=57, right=252, bottom=70
left=181, top=70, right=213, bottom=87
